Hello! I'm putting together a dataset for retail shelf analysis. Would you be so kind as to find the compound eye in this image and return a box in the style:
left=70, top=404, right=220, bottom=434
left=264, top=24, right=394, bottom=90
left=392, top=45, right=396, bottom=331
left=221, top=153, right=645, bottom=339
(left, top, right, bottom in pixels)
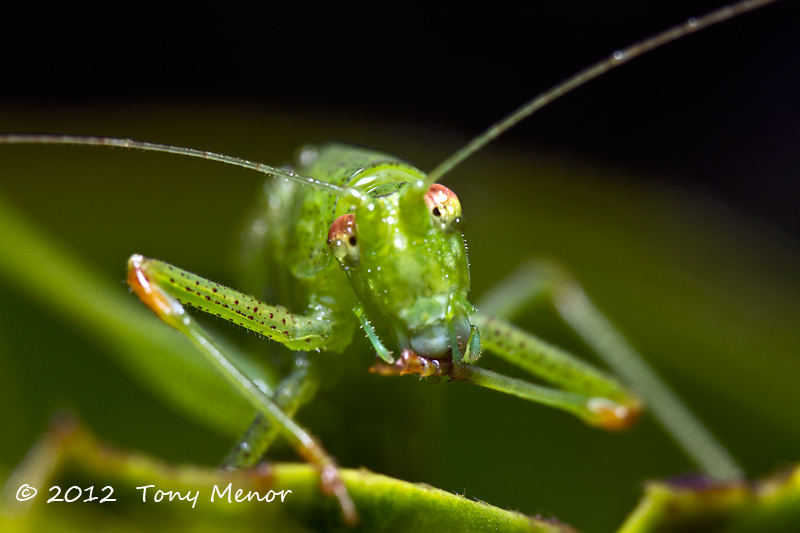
left=424, top=184, right=464, bottom=234
left=327, top=214, right=360, bottom=269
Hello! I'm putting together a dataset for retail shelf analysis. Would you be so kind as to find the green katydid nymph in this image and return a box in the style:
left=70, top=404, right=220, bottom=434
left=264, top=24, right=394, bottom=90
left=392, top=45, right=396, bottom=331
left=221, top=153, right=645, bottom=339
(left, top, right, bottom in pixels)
left=0, top=0, right=780, bottom=524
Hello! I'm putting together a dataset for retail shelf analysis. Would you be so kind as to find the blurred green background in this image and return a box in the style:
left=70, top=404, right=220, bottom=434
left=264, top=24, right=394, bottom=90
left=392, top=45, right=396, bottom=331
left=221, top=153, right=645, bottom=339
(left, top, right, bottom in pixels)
left=1, top=105, right=799, bottom=533
left=1, top=2, right=799, bottom=532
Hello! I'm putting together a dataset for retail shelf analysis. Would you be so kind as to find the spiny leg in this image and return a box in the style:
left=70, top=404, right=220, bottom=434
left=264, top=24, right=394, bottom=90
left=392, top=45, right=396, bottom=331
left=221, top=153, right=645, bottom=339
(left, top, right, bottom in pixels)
left=127, top=255, right=357, bottom=525
left=477, top=260, right=743, bottom=481
left=355, top=304, right=394, bottom=364
left=370, top=313, right=641, bottom=429
left=462, top=314, right=642, bottom=430
left=450, top=362, right=636, bottom=430
left=132, top=255, right=332, bottom=351
left=225, top=175, right=323, bottom=469
left=222, top=355, right=318, bottom=470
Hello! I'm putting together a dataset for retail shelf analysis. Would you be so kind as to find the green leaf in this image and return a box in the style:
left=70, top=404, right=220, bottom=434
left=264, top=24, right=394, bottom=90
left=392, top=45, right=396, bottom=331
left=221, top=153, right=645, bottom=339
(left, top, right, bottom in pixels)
left=619, top=468, right=800, bottom=533
left=0, top=421, right=572, bottom=533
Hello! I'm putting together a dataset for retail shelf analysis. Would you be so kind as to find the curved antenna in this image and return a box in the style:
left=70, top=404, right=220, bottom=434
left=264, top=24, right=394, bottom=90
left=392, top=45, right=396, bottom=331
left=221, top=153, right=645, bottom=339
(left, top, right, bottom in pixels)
left=425, top=0, right=780, bottom=186
left=0, top=134, right=364, bottom=200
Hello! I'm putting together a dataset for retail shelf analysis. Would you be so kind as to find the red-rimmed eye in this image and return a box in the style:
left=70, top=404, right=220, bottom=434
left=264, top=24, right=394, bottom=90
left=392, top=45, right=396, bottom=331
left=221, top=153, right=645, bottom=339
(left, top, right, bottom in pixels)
left=327, top=214, right=360, bottom=269
left=424, top=184, right=464, bottom=234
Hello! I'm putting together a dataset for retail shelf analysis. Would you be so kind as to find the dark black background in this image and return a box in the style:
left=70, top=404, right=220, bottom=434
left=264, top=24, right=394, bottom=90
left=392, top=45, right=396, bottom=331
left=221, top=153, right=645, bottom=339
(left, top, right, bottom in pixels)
left=1, top=1, right=799, bottom=236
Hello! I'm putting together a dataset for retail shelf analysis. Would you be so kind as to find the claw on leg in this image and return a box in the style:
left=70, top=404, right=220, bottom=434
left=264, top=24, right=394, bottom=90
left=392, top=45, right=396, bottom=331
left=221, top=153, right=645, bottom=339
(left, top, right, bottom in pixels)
left=369, top=349, right=453, bottom=378
left=127, top=254, right=185, bottom=327
left=587, top=398, right=643, bottom=431
left=298, top=442, right=358, bottom=526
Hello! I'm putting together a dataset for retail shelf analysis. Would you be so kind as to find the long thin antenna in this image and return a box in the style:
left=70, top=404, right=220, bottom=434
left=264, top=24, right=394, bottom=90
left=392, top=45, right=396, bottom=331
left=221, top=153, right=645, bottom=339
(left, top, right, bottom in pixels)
left=0, top=134, right=363, bottom=199
left=425, top=0, right=781, bottom=185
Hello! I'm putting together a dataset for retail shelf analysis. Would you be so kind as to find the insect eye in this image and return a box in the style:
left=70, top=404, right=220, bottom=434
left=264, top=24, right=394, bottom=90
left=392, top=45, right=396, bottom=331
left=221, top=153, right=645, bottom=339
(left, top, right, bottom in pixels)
left=327, top=214, right=360, bottom=269
left=424, top=184, right=464, bottom=234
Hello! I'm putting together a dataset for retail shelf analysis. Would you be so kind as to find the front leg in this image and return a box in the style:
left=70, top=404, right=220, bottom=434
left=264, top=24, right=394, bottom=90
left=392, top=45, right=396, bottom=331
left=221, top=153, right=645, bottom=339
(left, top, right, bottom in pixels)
left=477, top=260, right=743, bottom=481
left=461, top=314, right=642, bottom=431
left=129, top=255, right=330, bottom=351
left=371, top=317, right=641, bottom=430
left=127, top=255, right=357, bottom=525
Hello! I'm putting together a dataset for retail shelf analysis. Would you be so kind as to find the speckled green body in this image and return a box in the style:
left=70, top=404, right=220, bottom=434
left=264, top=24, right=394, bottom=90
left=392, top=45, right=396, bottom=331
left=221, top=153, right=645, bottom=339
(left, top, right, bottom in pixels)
left=239, top=142, right=472, bottom=358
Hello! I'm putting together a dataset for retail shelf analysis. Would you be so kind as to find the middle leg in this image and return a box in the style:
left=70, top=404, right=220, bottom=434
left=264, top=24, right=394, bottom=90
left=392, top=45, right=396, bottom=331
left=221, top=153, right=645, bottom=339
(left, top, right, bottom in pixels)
left=222, top=354, right=318, bottom=470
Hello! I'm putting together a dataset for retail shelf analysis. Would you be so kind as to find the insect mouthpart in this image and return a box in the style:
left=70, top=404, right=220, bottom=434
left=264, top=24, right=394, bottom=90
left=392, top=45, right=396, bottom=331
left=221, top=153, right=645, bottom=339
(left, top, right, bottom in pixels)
left=408, top=312, right=471, bottom=361
left=369, top=348, right=454, bottom=379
